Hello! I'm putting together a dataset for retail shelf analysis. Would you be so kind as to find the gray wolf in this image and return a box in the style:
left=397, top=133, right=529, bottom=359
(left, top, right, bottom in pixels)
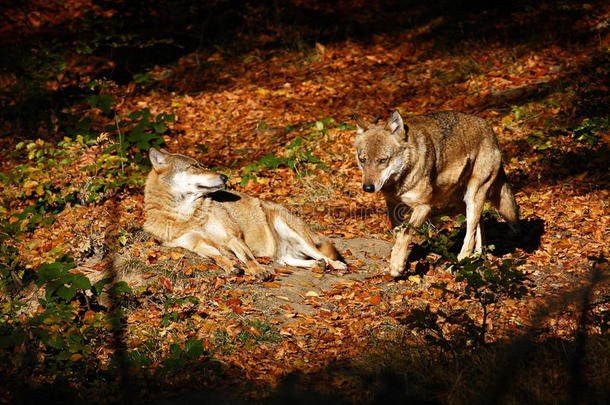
left=354, top=110, right=519, bottom=277
left=143, top=148, right=345, bottom=280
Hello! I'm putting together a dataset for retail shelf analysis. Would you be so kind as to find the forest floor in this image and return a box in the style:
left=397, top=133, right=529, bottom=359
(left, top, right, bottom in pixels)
left=0, top=1, right=609, bottom=404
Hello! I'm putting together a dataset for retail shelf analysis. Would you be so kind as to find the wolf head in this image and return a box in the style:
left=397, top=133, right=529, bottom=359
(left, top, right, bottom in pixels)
left=353, top=111, right=408, bottom=193
left=148, top=148, right=227, bottom=196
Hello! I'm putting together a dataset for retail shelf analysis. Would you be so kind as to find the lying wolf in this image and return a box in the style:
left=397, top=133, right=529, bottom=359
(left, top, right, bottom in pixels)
left=143, top=148, right=345, bottom=280
left=354, top=111, right=519, bottom=277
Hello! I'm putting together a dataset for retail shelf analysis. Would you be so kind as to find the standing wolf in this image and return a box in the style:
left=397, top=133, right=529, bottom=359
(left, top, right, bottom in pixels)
left=144, top=148, right=345, bottom=281
left=354, top=111, right=519, bottom=277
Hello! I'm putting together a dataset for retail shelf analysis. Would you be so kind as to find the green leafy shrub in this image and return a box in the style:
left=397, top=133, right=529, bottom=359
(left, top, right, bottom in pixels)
left=405, top=222, right=530, bottom=346
left=0, top=136, right=142, bottom=235
left=163, top=337, right=206, bottom=370
left=413, top=220, right=462, bottom=262
left=572, top=116, right=609, bottom=146
left=119, top=108, right=174, bottom=163
left=0, top=253, right=132, bottom=375
left=240, top=137, right=326, bottom=185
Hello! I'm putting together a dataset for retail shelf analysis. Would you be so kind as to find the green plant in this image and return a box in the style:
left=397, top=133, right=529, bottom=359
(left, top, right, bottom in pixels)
left=0, top=233, right=36, bottom=293
left=240, top=137, right=327, bottom=185
left=37, top=256, right=132, bottom=305
left=163, top=337, right=206, bottom=371
left=0, top=254, right=132, bottom=376
left=2, top=99, right=175, bottom=232
left=240, top=119, right=338, bottom=186
left=32, top=260, right=130, bottom=363
left=88, top=94, right=114, bottom=115
left=413, top=221, right=462, bottom=262
left=407, top=223, right=530, bottom=346
left=452, top=256, right=529, bottom=344
left=1, top=136, right=144, bottom=236
left=132, top=72, right=154, bottom=90
left=160, top=295, right=199, bottom=327
left=572, top=116, right=609, bottom=146
left=511, top=105, right=526, bottom=122
left=120, top=108, right=174, bottom=162
left=526, top=131, right=553, bottom=151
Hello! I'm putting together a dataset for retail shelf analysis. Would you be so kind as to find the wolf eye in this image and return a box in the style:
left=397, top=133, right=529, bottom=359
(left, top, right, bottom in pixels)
left=378, top=158, right=388, bottom=164
left=359, top=156, right=367, bottom=163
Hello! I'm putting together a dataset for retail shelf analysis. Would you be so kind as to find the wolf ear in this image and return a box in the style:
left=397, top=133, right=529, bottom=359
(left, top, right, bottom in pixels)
left=353, top=114, right=369, bottom=135
left=149, top=148, right=169, bottom=170
left=387, top=111, right=405, bottom=138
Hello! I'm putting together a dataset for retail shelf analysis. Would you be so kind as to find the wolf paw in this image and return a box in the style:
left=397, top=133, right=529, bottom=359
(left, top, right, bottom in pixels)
left=388, top=264, right=403, bottom=278
left=228, top=267, right=244, bottom=277
left=255, top=269, right=274, bottom=282
left=329, top=260, right=347, bottom=270
left=457, top=251, right=470, bottom=261
left=315, top=259, right=327, bottom=268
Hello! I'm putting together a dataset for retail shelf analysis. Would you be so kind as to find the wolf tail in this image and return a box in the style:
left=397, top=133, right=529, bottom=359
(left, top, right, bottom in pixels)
left=489, top=165, right=520, bottom=233
left=316, top=241, right=344, bottom=262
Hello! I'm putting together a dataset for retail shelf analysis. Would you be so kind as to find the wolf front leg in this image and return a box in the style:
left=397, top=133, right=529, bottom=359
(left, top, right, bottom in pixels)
left=388, top=204, right=431, bottom=277
left=169, top=232, right=241, bottom=276
left=226, top=238, right=273, bottom=281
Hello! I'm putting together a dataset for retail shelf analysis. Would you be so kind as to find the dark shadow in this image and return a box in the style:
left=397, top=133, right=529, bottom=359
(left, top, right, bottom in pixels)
left=209, top=190, right=243, bottom=202
left=404, top=216, right=545, bottom=266
left=5, top=258, right=608, bottom=405
left=485, top=217, right=545, bottom=257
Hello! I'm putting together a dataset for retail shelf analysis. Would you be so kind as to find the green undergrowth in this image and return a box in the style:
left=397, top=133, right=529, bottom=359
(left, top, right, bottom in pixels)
left=238, top=117, right=353, bottom=186
left=402, top=220, right=531, bottom=347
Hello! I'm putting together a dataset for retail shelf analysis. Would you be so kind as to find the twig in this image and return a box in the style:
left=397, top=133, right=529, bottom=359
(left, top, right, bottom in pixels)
left=115, top=114, right=124, bottom=174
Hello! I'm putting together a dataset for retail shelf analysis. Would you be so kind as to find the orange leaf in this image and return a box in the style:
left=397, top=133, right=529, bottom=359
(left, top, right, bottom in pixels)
left=169, top=251, right=184, bottom=261
left=369, top=295, right=381, bottom=306
left=249, top=327, right=262, bottom=337
left=159, top=276, right=173, bottom=291
left=83, top=310, right=96, bottom=322
left=226, top=298, right=242, bottom=307
left=263, top=281, right=281, bottom=288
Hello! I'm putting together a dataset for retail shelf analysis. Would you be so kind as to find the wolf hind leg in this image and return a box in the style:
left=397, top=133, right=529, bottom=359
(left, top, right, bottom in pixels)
left=278, top=257, right=324, bottom=268
left=475, top=222, right=485, bottom=254
left=272, top=217, right=347, bottom=270
left=459, top=176, right=494, bottom=261
left=489, top=166, right=520, bottom=233
left=316, top=241, right=347, bottom=270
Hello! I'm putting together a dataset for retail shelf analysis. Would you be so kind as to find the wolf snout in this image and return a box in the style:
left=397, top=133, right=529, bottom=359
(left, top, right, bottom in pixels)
left=220, top=174, right=228, bottom=183
left=362, top=184, right=375, bottom=193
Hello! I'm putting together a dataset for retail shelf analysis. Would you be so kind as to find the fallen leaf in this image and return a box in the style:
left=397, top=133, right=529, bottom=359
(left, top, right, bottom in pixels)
left=263, top=281, right=281, bottom=288
left=169, top=251, right=184, bottom=261
left=159, top=276, right=173, bottom=291
left=408, top=275, right=421, bottom=284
